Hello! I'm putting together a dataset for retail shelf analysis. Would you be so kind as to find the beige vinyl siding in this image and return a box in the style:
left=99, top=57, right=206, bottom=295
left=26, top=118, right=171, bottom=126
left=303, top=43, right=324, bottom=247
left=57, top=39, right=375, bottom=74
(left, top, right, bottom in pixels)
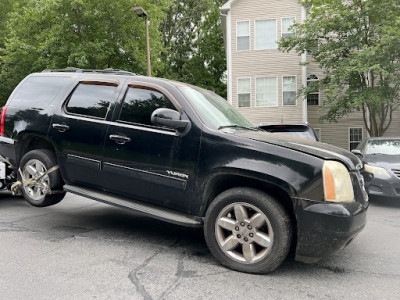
left=225, top=0, right=399, bottom=149
left=308, top=109, right=368, bottom=150
left=230, top=0, right=303, bottom=125
left=384, top=110, right=400, bottom=137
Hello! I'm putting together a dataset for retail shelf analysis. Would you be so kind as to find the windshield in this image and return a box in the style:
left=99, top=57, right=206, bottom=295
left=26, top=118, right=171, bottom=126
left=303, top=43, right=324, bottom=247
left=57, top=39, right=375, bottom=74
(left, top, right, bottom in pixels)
left=179, top=86, right=254, bottom=129
left=366, top=139, right=400, bottom=155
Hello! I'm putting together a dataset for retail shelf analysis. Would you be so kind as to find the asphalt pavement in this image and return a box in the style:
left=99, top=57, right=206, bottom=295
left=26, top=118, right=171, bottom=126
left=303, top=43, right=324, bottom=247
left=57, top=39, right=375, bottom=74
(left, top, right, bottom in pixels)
left=0, top=191, right=399, bottom=299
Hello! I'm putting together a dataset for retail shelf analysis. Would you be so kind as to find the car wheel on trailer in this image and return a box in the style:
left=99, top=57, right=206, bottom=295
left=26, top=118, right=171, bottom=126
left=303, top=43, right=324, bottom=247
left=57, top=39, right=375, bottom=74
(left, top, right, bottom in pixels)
left=19, top=149, right=65, bottom=207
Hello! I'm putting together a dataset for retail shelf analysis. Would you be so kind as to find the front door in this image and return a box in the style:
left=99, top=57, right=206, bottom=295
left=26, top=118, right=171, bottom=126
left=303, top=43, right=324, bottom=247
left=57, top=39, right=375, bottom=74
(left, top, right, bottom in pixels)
left=49, top=80, right=120, bottom=189
left=102, top=83, right=200, bottom=213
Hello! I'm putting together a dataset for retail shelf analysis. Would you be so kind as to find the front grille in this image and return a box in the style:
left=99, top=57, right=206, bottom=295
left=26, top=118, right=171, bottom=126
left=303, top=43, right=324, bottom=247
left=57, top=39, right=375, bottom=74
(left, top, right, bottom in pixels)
left=392, top=169, right=400, bottom=179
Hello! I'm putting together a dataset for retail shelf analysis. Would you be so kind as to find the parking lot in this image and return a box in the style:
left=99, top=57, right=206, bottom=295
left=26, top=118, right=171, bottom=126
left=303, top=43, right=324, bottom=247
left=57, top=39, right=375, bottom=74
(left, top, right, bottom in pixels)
left=1, top=191, right=399, bottom=299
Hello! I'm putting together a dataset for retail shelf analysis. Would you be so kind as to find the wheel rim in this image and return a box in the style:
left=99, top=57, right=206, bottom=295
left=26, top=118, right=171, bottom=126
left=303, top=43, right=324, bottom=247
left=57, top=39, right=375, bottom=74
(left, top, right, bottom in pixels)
left=215, top=202, right=274, bottom=264
left=22, top=159, right=50, bottom=201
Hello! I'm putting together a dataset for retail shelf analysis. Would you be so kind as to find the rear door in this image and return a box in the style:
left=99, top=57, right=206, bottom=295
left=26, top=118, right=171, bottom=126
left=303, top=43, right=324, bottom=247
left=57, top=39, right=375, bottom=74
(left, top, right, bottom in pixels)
left=49, top=79, right=122, bottom=188
left=102, top=82, right=200, bottom=213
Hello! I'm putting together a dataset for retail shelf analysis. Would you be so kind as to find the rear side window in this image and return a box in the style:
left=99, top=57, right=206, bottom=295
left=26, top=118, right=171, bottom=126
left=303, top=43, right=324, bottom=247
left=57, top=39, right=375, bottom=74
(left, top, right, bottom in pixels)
left=119, top=87, right=175, bottom=126
left=66, top=83, right=116, bottom=118
left=9, top=76, right=71, bottom=109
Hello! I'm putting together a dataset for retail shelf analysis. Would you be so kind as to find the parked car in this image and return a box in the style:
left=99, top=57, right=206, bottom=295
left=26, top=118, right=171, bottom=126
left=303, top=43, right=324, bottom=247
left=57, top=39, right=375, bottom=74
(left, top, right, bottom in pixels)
left=0, top=68, right=368, bottom=274
left=352, top=137, right=400, bottom=200
left=259, top=124, right=318, bottom=141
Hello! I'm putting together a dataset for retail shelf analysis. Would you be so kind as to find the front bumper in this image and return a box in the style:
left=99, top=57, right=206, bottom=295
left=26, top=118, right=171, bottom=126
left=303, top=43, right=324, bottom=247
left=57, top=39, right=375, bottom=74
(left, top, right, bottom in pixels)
left=365, top=173, right=400, bottom=200
left=293, top=198, right=368, bottom=263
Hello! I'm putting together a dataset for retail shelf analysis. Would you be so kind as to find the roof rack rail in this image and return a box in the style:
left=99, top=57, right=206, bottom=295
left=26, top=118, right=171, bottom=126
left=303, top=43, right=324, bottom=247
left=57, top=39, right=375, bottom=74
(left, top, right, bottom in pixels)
left=41, top=67, right=137, bottom=76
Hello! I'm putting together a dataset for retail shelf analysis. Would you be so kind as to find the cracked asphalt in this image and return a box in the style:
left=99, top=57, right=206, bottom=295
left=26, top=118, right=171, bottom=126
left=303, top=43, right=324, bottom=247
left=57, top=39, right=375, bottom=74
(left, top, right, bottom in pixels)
left=1, top=191, right=400, bottom=299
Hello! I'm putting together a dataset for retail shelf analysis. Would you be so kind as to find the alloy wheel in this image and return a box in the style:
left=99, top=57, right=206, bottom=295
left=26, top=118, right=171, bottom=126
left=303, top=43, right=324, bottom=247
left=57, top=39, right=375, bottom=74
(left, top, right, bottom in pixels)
left=215, top=202, right=274, bottom=264
left=22, top=159, right=50, bottom=201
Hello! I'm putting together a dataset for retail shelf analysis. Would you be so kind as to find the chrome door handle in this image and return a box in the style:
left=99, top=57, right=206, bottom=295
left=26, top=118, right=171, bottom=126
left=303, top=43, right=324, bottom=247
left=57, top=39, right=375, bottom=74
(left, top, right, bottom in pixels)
left=109, top=134, right=131, bottom=145
left=52, top=123, right=70, bottom=132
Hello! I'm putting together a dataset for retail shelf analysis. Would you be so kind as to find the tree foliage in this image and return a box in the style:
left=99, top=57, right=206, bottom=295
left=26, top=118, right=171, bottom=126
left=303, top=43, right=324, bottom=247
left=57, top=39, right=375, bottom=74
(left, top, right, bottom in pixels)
left=280, top=0, right=400, bottom=137
left=160, top=0, right=227, bottom=97
left=0, top=0, right=227, bottom=105
left=0, top=0, right=168, bottom=104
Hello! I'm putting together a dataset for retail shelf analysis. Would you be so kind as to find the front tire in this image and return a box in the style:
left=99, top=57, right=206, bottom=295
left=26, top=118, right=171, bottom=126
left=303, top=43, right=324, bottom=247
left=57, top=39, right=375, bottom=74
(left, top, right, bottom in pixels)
left=204, top=187, right=292, bottom=274
left=19, top=149, right=65, bottom=207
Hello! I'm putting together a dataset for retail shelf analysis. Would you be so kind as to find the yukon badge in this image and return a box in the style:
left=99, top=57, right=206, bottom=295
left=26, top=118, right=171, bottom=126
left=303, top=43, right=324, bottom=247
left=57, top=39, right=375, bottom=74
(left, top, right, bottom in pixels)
left=167, top=170, right=189, bottom=180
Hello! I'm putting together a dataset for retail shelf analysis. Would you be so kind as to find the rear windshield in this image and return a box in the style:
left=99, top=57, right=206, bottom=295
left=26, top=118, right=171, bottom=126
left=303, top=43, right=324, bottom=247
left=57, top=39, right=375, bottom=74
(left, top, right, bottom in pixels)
left=271, top=131, right=316, bottom=140
left=9, top=76, right=72, bottom=109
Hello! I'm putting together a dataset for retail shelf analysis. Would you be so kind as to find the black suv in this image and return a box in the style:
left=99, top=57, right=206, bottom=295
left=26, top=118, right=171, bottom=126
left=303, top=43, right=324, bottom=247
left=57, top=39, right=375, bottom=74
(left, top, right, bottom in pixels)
left=0, top=69, right=368, bottom=273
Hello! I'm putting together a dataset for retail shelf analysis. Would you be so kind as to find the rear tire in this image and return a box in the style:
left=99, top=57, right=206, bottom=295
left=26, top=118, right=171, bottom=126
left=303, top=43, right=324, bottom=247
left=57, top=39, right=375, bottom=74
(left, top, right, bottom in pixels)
left=19, top=149, right=65, bottom=207
left=204, top=187, right=292, bottom=274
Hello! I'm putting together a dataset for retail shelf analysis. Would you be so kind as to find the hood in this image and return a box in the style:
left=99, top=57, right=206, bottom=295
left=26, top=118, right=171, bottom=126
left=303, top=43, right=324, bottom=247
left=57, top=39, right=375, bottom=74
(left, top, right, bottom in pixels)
left=231, top=130, right=362, bottom=170
left=364, top=154, right=400, bottom=169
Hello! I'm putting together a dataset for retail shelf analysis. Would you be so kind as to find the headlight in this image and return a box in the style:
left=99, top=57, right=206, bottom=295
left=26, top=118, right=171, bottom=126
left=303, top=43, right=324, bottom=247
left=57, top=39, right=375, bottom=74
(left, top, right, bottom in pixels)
left=323, top=161, right=354, bottom=203
left=364, top=164, right=391, bottom=178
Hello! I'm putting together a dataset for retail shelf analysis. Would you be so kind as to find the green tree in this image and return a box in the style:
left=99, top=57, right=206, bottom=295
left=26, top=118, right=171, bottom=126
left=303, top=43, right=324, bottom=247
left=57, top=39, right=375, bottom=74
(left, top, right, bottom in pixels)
left=0, top=0, right=14, bottom=48
left=160, top=0, right=227, bottom=97
left=0, top=0, right=169, bottom=105
left=280, top=0, right=400, bottom=137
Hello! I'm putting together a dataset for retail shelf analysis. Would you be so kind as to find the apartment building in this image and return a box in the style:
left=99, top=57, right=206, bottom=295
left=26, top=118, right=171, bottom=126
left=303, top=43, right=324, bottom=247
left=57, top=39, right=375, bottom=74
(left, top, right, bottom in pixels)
left=220, top=0, right=400, bottom=150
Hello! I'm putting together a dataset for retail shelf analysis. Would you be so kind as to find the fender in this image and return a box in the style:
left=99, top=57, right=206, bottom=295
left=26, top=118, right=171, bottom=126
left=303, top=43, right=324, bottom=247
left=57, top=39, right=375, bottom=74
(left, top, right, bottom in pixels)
left=194, top=131, right=326, bottom=216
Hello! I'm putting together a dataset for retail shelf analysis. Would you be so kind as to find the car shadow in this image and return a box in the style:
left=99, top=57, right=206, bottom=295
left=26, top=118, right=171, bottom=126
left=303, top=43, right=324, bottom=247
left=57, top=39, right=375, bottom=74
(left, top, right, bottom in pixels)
left=368, top=197, right=400, bottom=208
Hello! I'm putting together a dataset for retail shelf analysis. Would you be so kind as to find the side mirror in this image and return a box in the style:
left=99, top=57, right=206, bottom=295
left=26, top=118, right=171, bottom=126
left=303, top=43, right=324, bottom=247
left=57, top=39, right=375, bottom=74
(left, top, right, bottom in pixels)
left=151, top=108, right=190, bottom=131
left=351, top=149, right=364, bottom=158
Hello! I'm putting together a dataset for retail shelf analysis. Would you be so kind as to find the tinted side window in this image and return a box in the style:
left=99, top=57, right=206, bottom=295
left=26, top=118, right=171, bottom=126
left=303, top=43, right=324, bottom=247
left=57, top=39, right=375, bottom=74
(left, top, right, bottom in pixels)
left=119, top=87, right=175, bottom=126
left=66, top=83, right=116, bottom=118
left=10, top=76, right=72, bottom=109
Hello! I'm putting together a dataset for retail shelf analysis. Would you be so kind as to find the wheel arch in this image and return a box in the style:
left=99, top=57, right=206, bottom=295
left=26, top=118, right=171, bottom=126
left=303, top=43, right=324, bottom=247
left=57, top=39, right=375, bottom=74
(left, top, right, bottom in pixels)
left=16, top=133, right=58, bottom=166
left=200, top=171, right=298, bottom=259
left=201, top=171, right=297, bottom=219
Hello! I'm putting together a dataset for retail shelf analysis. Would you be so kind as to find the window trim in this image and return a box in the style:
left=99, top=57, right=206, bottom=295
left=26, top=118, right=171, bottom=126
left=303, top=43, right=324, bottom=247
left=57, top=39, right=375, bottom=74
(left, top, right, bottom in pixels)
left=349, top=127, right=363, bottom=151
left=307, top=74, right=320, bottom=106
left=126, top=82, right=182, bottom=112
left=254, top=18, right=278, bottom=50
left=237, top=77, right=251, bottom=108
left=64, top=81, right=118, bottom=120
left=114, top=82, right=181, bottom=130
left=80, top=78, right=119, bottom=87
left=282, top=75, right=297, bottom=106
left=255, top=76, right=278, bottom=108
left=281, top=17, right=296, bottom=39
left=236, top=20, right=250, bottom=51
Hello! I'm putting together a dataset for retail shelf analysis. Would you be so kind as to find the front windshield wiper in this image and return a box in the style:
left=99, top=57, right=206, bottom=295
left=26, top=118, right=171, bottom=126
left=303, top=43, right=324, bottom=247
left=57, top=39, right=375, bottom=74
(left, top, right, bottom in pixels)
left=218, top=124, right=259, bottom=131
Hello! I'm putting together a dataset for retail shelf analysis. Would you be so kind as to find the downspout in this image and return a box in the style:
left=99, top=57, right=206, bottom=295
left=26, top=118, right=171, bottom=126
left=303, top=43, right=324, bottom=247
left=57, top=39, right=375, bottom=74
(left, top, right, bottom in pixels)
left=220, top=10, right=232, bottom=104
left=301, top=5, right=308, bottom=123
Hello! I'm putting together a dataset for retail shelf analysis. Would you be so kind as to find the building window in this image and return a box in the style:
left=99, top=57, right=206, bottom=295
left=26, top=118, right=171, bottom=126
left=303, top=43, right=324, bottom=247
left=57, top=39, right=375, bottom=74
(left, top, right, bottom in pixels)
left=256, top=77, right=278, bottom=107
left=283, top=76, right=296, bottom=105
left=237, top=21, right=250, bottom=51
left=238, top=78, right=251, bottom=107
left=255, top=19, right=277, bottom=50
left=282, top=17, right=295, bottom=39
left=349, top=128, right=363, bottom=150
left=307, top=74, right=319, bottom=105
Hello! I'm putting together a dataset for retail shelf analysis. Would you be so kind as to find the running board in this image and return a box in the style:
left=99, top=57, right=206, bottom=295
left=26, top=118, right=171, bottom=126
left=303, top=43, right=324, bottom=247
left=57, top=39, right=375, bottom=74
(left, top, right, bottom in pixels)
left=63, top=184, right=203, bottom=227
